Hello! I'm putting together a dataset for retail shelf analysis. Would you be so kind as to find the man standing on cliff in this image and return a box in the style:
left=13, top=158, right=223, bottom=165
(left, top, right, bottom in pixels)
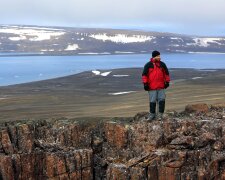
left=142, top=50, right=170, bottom=120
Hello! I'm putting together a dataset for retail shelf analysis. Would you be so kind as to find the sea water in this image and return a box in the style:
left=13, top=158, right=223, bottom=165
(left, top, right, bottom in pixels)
left=0, top=53, right=225, bottom=86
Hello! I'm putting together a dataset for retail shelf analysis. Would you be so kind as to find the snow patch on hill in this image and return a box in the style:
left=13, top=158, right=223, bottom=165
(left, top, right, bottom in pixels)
left=78, top=52, right=107, bottom=55
left=0, top=26, right=65, bottom=41
left=40, top=49, right=55, bottom=52
left=113, top=75, right=129, bottom=77
left=187, top=38, right=224, bottom=47
left=108, top=91, right=136, bottom=95
left=89, top=33, right=155, bottom=43
left=170, top=37, right=184, bottom=42
left=65, top=44, right=79, bottom=51
left=92, top=70, right=112, bottom=77
left=9, top=35, right=27, bottom=41
left=115, top=51, right=134, bottom=54
left=192, top=77, right=203, bottom=80
left=188, top=51, right=225, bottom=54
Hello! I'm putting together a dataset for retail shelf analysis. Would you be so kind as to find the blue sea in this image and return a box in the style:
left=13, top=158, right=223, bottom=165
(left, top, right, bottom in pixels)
left=0, top=53, right=225, bottom=86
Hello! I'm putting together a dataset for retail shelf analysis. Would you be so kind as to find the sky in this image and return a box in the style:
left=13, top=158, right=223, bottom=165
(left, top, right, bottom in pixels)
left=1, top=0, right=225, bottom=36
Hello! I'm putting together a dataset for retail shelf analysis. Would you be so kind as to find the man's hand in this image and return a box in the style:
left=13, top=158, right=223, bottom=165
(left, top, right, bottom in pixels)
left=165, top=82, right=170, bottom=89
left=144, top=83, right=149, bottom=91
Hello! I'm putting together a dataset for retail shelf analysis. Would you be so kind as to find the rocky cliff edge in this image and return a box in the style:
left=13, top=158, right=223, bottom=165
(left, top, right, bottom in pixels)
left=0, top=103, right=225, bottom=179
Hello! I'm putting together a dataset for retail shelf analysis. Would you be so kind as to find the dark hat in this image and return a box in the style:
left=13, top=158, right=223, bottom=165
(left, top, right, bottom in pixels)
left=152, top=50, right=160, bottom=58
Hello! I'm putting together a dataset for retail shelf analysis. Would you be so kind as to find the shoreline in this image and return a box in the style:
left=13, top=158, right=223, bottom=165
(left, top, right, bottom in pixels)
left=1, top=67, right=225, bottom=88
left=1, top=51, right=225, bottom=57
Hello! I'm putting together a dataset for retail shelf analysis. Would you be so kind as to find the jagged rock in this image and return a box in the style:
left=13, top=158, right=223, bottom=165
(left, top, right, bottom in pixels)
left=129, top=167, right=146, bottom=180
left=104, top=122, right=128, bottom=149
left=147, top=162, right=159, bottom=180
left=169, top=136, right=195, bottom=149
left=158, top=166, right=181, bottom=180
left=17, top=124, right=34, bottom=153
left=211, top=103, right=225, bottom=110
left=0, top=155, right=14, bottom=179
left=185, top=103, right=209, bottom=113
left=129, top=121, right=166, bottom=154
left=213, top=141, right=224, bottom=151
left=0, top=103, right=224, bottom=179
left=0, top=129, right=14, bottom=154
left=106, top=164, right=129, bottom=179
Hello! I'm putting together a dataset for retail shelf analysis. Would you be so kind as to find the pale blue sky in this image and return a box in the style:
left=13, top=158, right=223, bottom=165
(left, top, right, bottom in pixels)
left=1, top=0, right=225, bottom=36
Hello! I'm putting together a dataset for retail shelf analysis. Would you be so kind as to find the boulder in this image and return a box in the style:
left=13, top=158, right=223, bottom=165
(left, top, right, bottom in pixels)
left=185, top=103, right=209, bottom=113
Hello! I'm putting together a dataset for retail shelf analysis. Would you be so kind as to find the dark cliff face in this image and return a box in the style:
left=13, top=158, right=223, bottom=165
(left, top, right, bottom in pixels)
left=0, top=103, right=224, bottom=179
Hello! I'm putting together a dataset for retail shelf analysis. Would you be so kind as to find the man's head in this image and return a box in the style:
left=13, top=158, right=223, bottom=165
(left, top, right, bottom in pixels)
left=152, top=50, right=160, bottom=61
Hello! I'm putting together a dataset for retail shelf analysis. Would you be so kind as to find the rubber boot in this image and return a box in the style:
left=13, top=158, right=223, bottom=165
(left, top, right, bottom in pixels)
left=158, top=100, right=165, bottom=120
left=147, top=102, right=156, bottom=121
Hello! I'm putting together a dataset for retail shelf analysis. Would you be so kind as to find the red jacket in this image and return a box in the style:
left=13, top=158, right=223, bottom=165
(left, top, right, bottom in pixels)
left=142, top=58, right=170, bottom=90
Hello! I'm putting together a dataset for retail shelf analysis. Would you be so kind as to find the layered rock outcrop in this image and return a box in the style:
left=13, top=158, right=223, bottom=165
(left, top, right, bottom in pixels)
left=0, top=103, right=224, bottom=179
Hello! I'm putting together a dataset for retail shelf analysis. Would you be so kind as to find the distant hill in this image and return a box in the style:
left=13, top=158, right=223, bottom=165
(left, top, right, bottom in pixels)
left=0, top=25, right=225, bottom=55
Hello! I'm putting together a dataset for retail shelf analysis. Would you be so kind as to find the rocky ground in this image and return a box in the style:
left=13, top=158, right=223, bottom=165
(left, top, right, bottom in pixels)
left=0, top=103, right=224, bottom=179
